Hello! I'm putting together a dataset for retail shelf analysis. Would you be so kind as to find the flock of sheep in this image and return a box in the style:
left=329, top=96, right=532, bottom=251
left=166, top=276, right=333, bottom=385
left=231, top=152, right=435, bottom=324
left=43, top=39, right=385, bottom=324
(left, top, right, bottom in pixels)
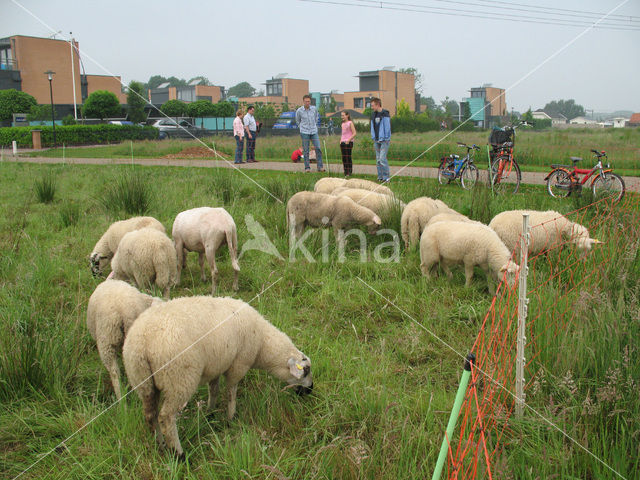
left=85, top=175, right=601, bottom=458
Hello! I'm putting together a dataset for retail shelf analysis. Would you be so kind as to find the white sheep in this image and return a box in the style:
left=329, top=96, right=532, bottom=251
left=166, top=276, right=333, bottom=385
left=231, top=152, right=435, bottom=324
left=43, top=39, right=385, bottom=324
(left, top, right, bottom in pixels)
left=426, top=212, right=484, bottom=227
left=122, top=296, right=313, bottom=458
left=86, top=279, right=162, bottom=399
left=314, top=177, right=393, bottom=196
left=420, top=221, right=519, bottom=294
left=110, top=227, right=178, bottom=299
left=401, top=197, right=455, bottom=250
left=172, top=207, right=239, bottom=294
left=286, top=191, right=382, bottom=241
left=333, top=188, right=406, bottom=217
left=314, top=177, right=347, bottom=194
left=90, top=216, right=165, bottom=276
left=488, top=210, right=601, bottom=257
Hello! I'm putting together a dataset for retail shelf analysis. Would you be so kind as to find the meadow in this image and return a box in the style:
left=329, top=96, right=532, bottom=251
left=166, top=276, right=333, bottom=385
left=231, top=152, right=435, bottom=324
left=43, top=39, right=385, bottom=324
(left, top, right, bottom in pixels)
left=24, top=127, right=640, bottom=176
left=0, top=161, right=638, bottom=479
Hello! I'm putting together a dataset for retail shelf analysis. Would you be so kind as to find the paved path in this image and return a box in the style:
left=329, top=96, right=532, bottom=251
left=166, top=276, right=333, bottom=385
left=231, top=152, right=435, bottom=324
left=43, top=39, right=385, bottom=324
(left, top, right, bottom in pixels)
left=3, top=154, right=638, bottom=192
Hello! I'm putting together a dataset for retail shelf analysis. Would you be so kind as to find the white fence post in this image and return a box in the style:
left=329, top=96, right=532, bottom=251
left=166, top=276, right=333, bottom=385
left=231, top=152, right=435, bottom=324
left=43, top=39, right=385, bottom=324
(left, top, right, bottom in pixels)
left=516, top=213, right=530, bottom=417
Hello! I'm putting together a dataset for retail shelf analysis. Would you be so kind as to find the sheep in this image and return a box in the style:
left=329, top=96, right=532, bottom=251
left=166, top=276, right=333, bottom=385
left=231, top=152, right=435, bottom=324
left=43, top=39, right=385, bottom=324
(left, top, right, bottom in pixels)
left=314, top=177, right=393, bottom=196
left=122, top=296, right=313, bottom=458
left=488, top=210, right=601, bottom=257
left=333, top=188, right=407, bottom=217
left=110, top=227, right=178, bottom=299
left=426, top=212, right=485, bottom=227
left=286, top=191, right=381, bottom=242
left=314, top=177, right=347, bottom=194
left=401, top=197, right=455, bottom=250
left=90, top=216, right=165, bottom=276
left=171, top=207, right=239, bottom=294
left=86, top=279, right=162, bottom=399
left=420, top=221, right=519, bottom=294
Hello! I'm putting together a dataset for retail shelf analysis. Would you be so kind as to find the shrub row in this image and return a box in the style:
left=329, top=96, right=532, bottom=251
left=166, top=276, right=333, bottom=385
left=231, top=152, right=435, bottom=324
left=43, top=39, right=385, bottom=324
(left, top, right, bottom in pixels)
left=0, top=124, right=158, bottom=148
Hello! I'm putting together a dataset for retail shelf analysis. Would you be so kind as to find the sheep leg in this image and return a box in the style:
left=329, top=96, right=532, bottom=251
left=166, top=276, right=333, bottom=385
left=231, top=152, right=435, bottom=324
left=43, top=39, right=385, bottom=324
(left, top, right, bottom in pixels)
left=228, top=232, right=240, bottom=292
left=420, top=260, right=433, bottom=279
left=140, top=381, right=164, bottom=450
left=198, top=253, right=207, bottom=282
left=224, top=364, right=251, bottom=420
left=174, top=239, right=184, bottom=282
left=464, top=262, right=475, bottom=287
left=442, top=260, right=454, bottom=280
left=157, top=377, right=199, bottom=459
left=206, top=238, right=224, bottom=294
left=207, top=377, right=220, bottom=411
left=97, top=343, right=122, bottom=399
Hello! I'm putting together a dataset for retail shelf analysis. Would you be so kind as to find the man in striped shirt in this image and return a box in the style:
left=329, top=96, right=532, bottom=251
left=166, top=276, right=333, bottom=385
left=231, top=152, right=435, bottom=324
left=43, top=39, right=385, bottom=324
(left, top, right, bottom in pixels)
left=295, top=94, right=325, bottom=172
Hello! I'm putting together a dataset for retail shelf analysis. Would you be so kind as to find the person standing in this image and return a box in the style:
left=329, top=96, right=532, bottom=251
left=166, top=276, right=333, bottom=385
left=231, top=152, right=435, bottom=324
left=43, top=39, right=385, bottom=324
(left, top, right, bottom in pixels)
left=233, top=109, right=245, bottom=164
left=370, top=97, right=391, bottom=183
left=295, top=94, right=324, bottom=172
left=339, top=111, right=356, bottom=177
left=243, top=105, right=258, bottom=163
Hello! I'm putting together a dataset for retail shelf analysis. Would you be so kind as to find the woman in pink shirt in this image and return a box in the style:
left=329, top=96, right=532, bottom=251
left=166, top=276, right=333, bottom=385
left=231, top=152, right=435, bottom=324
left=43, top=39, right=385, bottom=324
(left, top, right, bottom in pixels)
left=233, top=109, right=245, bottom=164
left=340, top=111, right=357, bottom=177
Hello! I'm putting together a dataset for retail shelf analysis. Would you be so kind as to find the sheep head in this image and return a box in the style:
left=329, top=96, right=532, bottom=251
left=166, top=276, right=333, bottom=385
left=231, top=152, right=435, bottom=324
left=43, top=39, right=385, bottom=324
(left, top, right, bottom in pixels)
left=368, top=215, right=382, bottom=235
left=90, top=252, right=110, bottom=277
left=499, top=259, right=519, bottom=288
left=286, top=355, right=313, bottom=396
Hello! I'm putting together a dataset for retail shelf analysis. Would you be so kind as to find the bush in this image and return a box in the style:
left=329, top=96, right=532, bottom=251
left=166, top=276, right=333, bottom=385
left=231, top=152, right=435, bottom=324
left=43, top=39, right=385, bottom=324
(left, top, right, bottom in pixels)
left=127, top=81, right=147, bottom=124
left=0, top=124, right=158, bottom=147
left=27, top=104, right=55, bottom=123
left=161, top=99, right=187, bottom=117
left=62, top=115, right=77, bottom=126
left=59, top=202, right=80, bottom=227
left=82, top=90, right=122, bottom=120
left=101, top=168, right=153, bottom=215
left=34, top=170, right=56, bottom=203
left=0, top=89, right=37, bottom=123
left=186, top=99, right=217, bottom=118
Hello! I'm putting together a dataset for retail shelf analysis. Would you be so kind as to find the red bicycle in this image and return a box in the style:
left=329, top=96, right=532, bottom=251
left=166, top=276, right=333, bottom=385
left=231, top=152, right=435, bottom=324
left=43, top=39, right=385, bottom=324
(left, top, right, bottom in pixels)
left=545, top=149, right=625, bottom=203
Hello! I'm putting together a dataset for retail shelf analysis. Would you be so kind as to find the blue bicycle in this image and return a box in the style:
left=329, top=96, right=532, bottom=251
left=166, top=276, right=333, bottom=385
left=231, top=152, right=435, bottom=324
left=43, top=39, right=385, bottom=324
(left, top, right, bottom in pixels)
left=437, top=143, right=480, bottom=189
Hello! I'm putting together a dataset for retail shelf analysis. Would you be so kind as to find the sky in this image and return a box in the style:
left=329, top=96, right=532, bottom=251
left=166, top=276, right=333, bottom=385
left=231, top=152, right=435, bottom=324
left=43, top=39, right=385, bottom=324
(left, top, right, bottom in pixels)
left=2, top=0, right=639, bottom=113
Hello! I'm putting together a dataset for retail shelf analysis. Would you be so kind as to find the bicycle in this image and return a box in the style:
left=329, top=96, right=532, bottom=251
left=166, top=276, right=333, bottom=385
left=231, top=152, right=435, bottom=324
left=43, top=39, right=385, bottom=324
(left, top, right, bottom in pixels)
left=488, top=121, right=530, bottom=194
left=545, top=149, right=625, bottom=203
left=437, top=143, right=480, bottom=189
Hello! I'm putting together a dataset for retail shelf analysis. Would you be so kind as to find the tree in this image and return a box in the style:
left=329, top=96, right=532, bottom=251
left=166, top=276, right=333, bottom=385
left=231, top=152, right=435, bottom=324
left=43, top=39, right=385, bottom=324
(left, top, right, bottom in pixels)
left=395, top=98, right=412, bottom=118
left=213, top=101, right=235, bottom=117
left=254, top=103, right=276, bottom=120
left=543, top=99, right=585, bottom=120
left=186, top=99, right=217, bottom=118
left=127, top=81, right=147, bottom=124
left=0, top=89, right=37, bottom=122
left=522, top=108, right=534, bottom=124
left=27, top=104, right=56, bottom=123
left=328, top=97, right=337, bottom=113
left=82, top=90, right=121, bottom=120
left=227, top=82, right=256, bottom=98
left=160, top=100, right=187, bottom=117
left=421, top=96, right=438, bottom=111
left=440, top=97, right=459, bottom=118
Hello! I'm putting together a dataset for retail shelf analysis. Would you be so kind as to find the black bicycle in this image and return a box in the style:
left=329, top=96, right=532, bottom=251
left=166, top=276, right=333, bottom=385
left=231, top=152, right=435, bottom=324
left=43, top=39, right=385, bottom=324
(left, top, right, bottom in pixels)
left=488, top=121, right=530, bottom=194
left=438, top=143, right=480, bottom=190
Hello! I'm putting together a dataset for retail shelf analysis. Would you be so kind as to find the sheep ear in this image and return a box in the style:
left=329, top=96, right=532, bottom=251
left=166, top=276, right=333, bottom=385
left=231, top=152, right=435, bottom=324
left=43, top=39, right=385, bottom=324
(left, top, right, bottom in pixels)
left=374, top=215, right=382, bottom=226
left=288, top=357, right=305, bottom=379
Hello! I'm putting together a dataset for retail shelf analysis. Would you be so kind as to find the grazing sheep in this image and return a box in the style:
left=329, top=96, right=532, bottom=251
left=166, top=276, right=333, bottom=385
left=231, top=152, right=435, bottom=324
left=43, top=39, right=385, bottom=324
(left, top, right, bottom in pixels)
left=488, top=210, right=601, bottom=257
left=426, top=212, right=484, bottom=227
left=172, top=207, right=239, bottom=294
left=334, top=188, right=407, bottom=217
left=314, top=177, right=393, bottom=196
left=110, top=227, right=178, bottom=299
left=314, top=177, right=347, bottom=194
left=286, top=191, right=381, bottom=241
left=87, top=279, right=162, bottom=399
left=123, top=296, right=313, bottom=458
left=420, top=221, right=519, bottom=294
left=401, top=197, right=455, bottom=249
left=90, top=216, right=165, bottom=276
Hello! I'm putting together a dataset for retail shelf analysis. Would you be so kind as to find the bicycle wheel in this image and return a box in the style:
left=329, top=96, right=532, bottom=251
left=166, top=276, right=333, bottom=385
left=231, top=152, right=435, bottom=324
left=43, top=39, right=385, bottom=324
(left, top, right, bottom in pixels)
left=437, top=160, right=454, bottom=185
left=490, top=156, right=521, bottom=194
left=460, top=163, right=479, bottom=189
left=592, top=172, right=625, bottom=203
left=546, top=169, right=573, bottom=198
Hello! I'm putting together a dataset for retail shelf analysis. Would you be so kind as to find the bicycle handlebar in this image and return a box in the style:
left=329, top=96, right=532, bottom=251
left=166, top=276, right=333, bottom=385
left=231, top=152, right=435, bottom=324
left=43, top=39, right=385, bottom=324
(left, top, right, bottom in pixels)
left=457, top=142, right=481, bottom=151
left=591, top=149, right=606, bottom=157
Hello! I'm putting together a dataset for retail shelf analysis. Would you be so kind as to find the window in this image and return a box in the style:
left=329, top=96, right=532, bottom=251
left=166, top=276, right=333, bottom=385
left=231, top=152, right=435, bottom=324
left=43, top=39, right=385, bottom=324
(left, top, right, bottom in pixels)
left=354, top=97, right=363, bottom=108
left=266, top=81, right=282, bottom=96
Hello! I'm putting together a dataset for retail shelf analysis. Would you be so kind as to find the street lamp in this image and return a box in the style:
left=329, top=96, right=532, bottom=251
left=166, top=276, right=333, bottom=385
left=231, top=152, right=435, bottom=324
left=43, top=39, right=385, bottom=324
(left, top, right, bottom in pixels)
left=44, top=70, right=57, bottom=147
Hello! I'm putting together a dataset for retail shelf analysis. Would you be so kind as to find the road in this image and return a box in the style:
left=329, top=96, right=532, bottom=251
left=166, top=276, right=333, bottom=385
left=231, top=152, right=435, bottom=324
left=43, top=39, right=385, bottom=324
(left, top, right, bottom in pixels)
left=3, top=154, right=638, bottom=192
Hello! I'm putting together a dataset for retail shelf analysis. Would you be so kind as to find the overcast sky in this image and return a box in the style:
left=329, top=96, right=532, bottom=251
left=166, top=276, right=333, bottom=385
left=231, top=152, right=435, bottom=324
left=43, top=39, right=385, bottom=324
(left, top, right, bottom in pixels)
left=2, top=0, right=639, bottom=113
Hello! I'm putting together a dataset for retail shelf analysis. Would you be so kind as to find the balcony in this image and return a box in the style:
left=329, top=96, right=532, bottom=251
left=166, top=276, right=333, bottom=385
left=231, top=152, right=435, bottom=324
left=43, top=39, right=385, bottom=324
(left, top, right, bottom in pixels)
left=0, top=59, right=17, bottom=71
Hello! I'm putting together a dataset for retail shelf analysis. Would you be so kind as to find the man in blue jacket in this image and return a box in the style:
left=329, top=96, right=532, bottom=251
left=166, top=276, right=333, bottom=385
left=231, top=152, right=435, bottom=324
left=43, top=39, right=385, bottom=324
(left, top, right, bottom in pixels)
left=295, top=94, right=325, bottom=172
left=370, top=97, right=391, bottom=183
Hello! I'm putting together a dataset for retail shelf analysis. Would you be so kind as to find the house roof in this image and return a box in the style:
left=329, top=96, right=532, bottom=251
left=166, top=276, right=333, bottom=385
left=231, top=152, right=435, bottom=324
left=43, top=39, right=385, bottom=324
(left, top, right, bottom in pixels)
left=629, top=113, right=640, bottom=124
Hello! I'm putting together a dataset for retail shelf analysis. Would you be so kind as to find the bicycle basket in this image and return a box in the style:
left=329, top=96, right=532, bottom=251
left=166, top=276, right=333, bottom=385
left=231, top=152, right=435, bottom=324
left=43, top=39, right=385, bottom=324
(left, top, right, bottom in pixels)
left=489, top=127, right=512, bottom=146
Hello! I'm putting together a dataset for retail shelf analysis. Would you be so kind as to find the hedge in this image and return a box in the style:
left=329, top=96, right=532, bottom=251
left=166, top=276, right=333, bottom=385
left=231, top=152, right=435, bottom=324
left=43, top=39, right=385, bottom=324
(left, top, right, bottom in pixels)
left=0, top=124, right=158, bottom=148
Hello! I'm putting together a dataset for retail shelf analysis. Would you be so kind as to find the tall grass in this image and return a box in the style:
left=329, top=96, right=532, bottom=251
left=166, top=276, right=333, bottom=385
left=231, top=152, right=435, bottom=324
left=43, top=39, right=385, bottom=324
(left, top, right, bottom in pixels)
left=101, top=167, right=154, bottom=215
left=33, top=169, right=56, bottom=203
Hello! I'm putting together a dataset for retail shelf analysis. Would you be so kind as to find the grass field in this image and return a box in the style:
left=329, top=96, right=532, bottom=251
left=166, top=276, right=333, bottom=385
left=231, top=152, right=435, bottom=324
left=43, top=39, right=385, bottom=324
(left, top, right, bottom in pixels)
left=23, top=127, right=640, bottom=176
left=0, top=162, right=638, bottom=479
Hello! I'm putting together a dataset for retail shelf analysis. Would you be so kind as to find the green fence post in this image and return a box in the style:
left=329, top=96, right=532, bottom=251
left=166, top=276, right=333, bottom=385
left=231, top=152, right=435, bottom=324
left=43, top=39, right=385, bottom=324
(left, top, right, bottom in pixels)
left=431, top=353, right=475, bottom=480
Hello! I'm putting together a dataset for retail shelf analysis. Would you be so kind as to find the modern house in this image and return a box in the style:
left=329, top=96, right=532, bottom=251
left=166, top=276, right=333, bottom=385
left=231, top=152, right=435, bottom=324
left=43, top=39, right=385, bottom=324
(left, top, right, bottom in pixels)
left=0, top=34, right=126, bottom=119
left=148, top=82, right=224, bottom=105
left=532, top=109, right=567, bottom=126
left=569, top=116, right=599, bottom=126
left=237, top=75, right=309, bottom=108
left=461, top=84, right=507, bottom=127
left=343, top=68, right=415, bottom=116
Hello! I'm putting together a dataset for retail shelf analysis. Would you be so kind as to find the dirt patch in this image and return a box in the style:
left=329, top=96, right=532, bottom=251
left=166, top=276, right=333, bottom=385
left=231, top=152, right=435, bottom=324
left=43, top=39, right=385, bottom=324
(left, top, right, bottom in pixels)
left=163, top=146, right=229, bottom=159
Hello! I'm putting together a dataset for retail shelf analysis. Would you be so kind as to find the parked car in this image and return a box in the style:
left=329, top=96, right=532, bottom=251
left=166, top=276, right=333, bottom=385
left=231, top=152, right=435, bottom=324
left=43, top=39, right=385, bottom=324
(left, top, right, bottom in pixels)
left=151, top=118, right=208, bottom=139
left=272, top=111, right=326, bottom=136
